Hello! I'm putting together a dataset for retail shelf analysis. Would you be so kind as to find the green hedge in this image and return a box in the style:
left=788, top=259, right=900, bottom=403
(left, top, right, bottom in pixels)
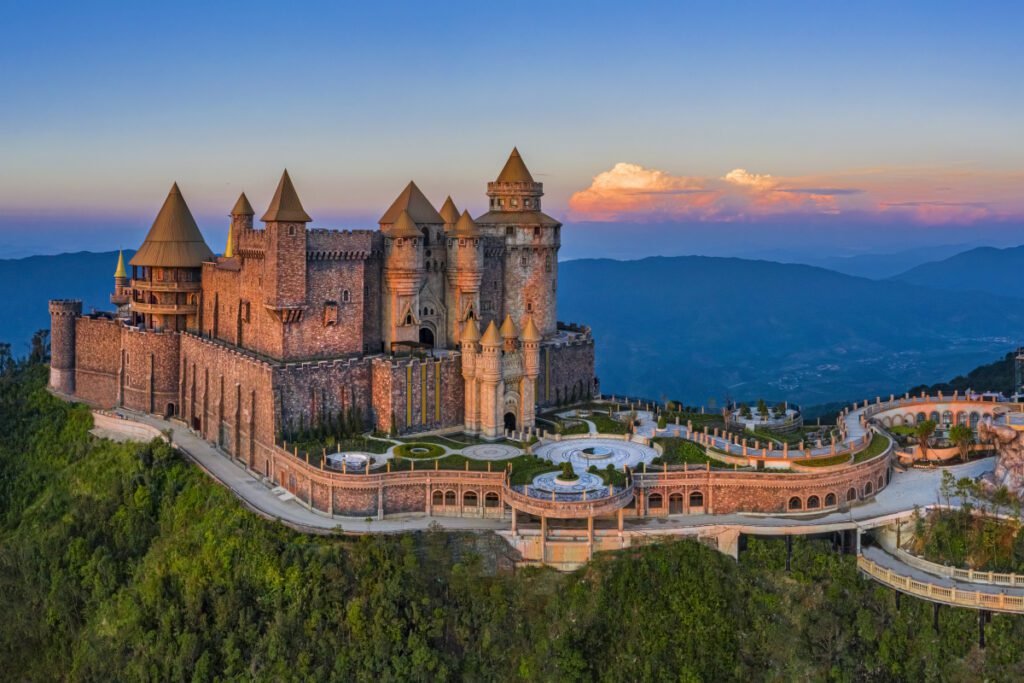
left=393, top=442, right=446, bottom=459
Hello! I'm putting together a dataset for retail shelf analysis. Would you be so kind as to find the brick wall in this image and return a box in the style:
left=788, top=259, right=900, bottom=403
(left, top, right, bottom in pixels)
left=121, top=328, right=180, bottom=416
left=73, top=316, right=120, bottom=408
left=539, top=338, right=596, bottom=406
left=370, top=355, right=465, bottom=434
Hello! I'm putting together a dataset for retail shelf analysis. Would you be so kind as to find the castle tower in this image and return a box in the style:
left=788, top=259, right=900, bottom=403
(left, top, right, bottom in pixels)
left=519, top=315, right=542, bottom=430
left=129, top=183, right=214, bottom=331
left=445, top=209, right=482, bottom=345
left=439, top=195, right=460, bottom=229
left=475, top=148, right=561, bottom=338
left=226, top=192, right=254, bottom=258
left=380, top=182, right=443, bottom=349
left=476, top=320, right=504, bottom=438
left=261, top=171, right=311, bottom=323
left=381, top=210, right=425, bottom=349
left=110, top=250, right=130, bottom=316
left=460, top=317, right=481, bottom=433
left=500, top=314, right=518, bottom=353
left=48, top=299, right=82, bottom=394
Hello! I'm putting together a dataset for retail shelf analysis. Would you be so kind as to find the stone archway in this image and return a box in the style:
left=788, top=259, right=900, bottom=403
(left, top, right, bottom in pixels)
left=504, top=412, right=517, bottom=431
left=419, top=326, right=435, bottom=347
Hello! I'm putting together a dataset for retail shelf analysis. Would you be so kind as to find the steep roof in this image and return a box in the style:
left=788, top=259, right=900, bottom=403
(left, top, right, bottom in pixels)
left=231, top=192, right=254, bottom=216
left=461, top=318, right=481, bottom=343
left=113, top=250, right=127, bottom=278
left=261, top=170, right=312, bottom=223
left=452, top=210, right=480, bottom=237
left=379, top=181, right=444, bottom=225
left=500, top=314, right=518, bottom=339
left=224, top=223, right=235, bottom=258
left=390, top=210, right=421, bottom=239
left=496, top=147, right=535, bottom=183
left=439, top=196, right=460, bottom=224
left=521, top=315, right=542, bottom=342
left=480, top=320, right=502, bottom=347
left=473, top=210, right=561, bottom=228
left=130, top=183, right=215, bottom=268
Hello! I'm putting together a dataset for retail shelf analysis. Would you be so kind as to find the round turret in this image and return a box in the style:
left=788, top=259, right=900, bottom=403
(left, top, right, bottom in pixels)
left=48, top=299, right=82, bottom=394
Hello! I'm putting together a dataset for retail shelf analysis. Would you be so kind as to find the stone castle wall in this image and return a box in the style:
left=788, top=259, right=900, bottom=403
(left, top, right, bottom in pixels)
left=539, top=337, right=596, bottom=406
left=370, top=355, right=465, bottom=434
left=73, top=316, right=121, bottom=408
left=275, top=357, right=374, bottom=437
left=48, top=299, right=82, bottom=395
left=121, top=327, right=180, bottom=416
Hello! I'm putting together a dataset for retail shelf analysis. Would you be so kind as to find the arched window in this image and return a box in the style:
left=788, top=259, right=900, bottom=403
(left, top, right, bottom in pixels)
left=806, top=495, right=820, bottom=509
left=484, top=492, right=500, bottom=508
left=444, top=490, right=456, bottom=506
left=863, top=481, right=873, bottom=496
left=432, top=490, right=443, bottom=506
left=788, top=497, right=803, bottom=510
left=689, top=491, right=704, bottom=509
left=669, top=493, right=684, bottom=514
left=648, top=493, right=663, bottom=509
left=421, top=227, right=430, bottom=246
left=877, top=476, right=884, bottom=490
left=463, top=491, right=478, bottom=507
left=825, top=493, right=837, bottom=507
left=847, top=487, right=857, bottom=502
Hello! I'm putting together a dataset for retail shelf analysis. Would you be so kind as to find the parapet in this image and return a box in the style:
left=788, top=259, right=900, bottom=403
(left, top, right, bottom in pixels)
left=49, top=299, right=83, bottom=316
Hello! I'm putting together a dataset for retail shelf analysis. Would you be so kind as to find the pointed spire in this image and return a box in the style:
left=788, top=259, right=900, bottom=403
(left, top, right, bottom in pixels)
left=224, top=225, right=235, bottom=258
left=480, top=320, right=502, bottom=347
left=130, top=182, right=215, bottom=268
left=439, top=196, right=460, bottom=225
left=461, top=318, right=481, bottom=344
left=521, top=315, right=542, bottom=342
left=231, top=192, right=254, bottom=216
left=379, top=181, right=444, bottom=225
left=500, top=314, right=518, bottom=339
left=452, top=210, right=480, bottom=237
left=496, top=147, right=535, bottom=183
left=391, top=209, right=421, bottom=238
left=113, top=250, right=127, bottom=278
left=261, top=170, right=311, bottom=223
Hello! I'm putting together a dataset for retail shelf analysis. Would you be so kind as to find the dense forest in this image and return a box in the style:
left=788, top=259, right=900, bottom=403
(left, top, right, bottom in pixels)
left=4, top=356, right=1024, bottom=680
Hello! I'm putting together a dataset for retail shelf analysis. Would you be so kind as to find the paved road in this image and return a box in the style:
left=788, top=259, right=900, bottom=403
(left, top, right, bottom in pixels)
left=110, top=409, right=994, bottom=537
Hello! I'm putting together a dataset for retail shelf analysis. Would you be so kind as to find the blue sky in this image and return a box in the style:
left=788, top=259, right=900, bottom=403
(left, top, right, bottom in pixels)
left=1, top=1, right=1022, bottom=258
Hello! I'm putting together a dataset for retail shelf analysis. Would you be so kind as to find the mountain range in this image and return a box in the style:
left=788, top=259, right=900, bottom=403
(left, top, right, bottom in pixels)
left=2, top=244, right=1022, bottom=407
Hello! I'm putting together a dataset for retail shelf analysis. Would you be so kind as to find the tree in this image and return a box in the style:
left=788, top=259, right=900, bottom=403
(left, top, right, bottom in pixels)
left=914, top=419, right=936, bottom=460
left=948, top=424, right=973, bottom=463
left=757, top=398, right=768, bottom=420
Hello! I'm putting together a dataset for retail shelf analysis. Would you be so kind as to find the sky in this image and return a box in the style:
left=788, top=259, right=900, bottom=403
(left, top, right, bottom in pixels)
left=1, top=1, right=1022, bottom=260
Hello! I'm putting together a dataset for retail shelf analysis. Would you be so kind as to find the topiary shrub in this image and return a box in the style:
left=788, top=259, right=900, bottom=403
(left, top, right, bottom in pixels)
left=394, top=442, right=445, bottom=459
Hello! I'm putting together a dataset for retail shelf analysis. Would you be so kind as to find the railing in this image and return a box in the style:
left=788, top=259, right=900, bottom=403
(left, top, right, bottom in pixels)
left=131, top=301, right=198, bottom=315
left=857, top=555, right=1024, bottom=613
left=504, top=482, right=634, bottom=518
left=131, top=280, right=201, bottom=292
left=892, top=548, right=1024, bottom=588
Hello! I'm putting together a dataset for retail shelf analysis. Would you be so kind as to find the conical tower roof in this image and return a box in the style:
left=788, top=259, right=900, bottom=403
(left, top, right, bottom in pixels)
left=231, top=192, right=254, bottom=216
left=224, top=224, right=235, bottom=258
left=480, top=320, right=502, bottom=347
left=130, top=183, right=215, bottom=268
left=521, top=315, right=542, bottom=342
left=496, top=147, right=535, bottom=183
left=439, top=196, right=460, bottom=225
left=391, top=209, right=421, bottom=239
left=113, top=250, right=127, bottom=278
left=500, top=314, right=518, bottom=339
left=461, top=317, right=481, bottom=344
left=261, top=170, right=311, bottom=223
left=379, top=181, right=444, bottom=225
left=452, top=210, right=480, bottom=237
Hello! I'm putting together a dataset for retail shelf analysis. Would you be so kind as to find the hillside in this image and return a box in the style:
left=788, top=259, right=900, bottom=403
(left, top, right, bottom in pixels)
left=789, top=243, right=973, bottom=279
left=558, top=256, right=1024, bottom=406
left=1, top=362, right=1022, bottom=679
left=890, top=244, right=1024, bottom=298
left=0, top=250, right=132, bottom=355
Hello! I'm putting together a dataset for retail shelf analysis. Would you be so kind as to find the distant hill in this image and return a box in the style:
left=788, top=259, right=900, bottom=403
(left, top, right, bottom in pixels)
left=789, top=244, right=972, bottom=279
left=0, top=250, right=131, bottom=355
left=906, top=351, right=1016, bottom=397
left=558, top=256, right=1024, bottom=406
left=889, top=245, right=1024, bottom=298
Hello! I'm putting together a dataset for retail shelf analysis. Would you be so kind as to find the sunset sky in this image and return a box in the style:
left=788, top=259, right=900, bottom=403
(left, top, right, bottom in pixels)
left=2, top=1, right=1022, bottom=259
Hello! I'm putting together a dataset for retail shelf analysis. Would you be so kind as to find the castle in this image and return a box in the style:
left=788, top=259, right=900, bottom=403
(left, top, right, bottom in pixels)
left=49, top=150, right=596, bottom=466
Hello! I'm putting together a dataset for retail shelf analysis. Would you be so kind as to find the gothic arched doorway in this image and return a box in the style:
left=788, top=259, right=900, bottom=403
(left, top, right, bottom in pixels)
left=419, top=327, right=435, bottom=347
left=504, top=412, right=517, bottom=431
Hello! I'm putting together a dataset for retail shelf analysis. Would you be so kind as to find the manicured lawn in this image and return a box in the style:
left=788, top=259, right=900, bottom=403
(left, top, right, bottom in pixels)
left=589, top=414, right=627, bottom=434
left=651, top=437, right=730, bottom=467
left=853, top=433, right=891, bottom=463
left=393, top=442, right=446, bottom=459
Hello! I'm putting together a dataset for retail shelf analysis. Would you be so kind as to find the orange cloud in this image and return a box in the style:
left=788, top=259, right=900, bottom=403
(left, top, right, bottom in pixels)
left=568, top=163, right=1021, bottom=224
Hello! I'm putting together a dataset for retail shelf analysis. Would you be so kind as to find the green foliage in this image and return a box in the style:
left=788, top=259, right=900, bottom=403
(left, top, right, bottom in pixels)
left=948, top=424, right=974, bottom=462
left=559, top=461, right=578, bottom=481
left=651, top=437, right=725, bottom=467
left=394, top=442, right=446, bottom=459
left=5, top=366, right=1024, bottom=680
left=588, top=414, right=627, bottom=434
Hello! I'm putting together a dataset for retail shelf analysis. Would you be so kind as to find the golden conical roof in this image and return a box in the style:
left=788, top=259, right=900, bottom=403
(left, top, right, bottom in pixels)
left=452, top=210, right=480, bottom=237
left=439, top=196, right=460, bottom=225
left=391, top=209, right=421, bottom=239
left=261, top=170, right=311, bottom=223
left=130, top=183, right=215, bottom=268
left=521, top=315, right=542, bottom=342
left=113, top=250, right=127, bottom=278
left=224, top=224, right=235, bottom=258
left=500, top=314, right=518, bottom=339
left=231, top=192, right=254, bottom=216
left=480, top=320, right=502, bottom=346
left=461, top=317, right=481, bottom=343
left=496, top=147, right=535, bottom=183
left=379, top=181, right=444, bottom=225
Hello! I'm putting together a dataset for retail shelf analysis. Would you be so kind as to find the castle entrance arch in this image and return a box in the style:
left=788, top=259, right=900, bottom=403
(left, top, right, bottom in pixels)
left=504, top=412, right=517, bottom=431
left=419, top=327, right=435, bottom=347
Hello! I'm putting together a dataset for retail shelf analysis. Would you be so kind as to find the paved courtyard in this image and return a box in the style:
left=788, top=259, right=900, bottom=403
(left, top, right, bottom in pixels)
left=534, top=437, right=658, bottom=473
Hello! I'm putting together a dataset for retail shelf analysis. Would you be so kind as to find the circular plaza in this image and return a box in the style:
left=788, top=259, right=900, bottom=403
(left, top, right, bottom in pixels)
left=533, top=437, right=657, bottom=473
